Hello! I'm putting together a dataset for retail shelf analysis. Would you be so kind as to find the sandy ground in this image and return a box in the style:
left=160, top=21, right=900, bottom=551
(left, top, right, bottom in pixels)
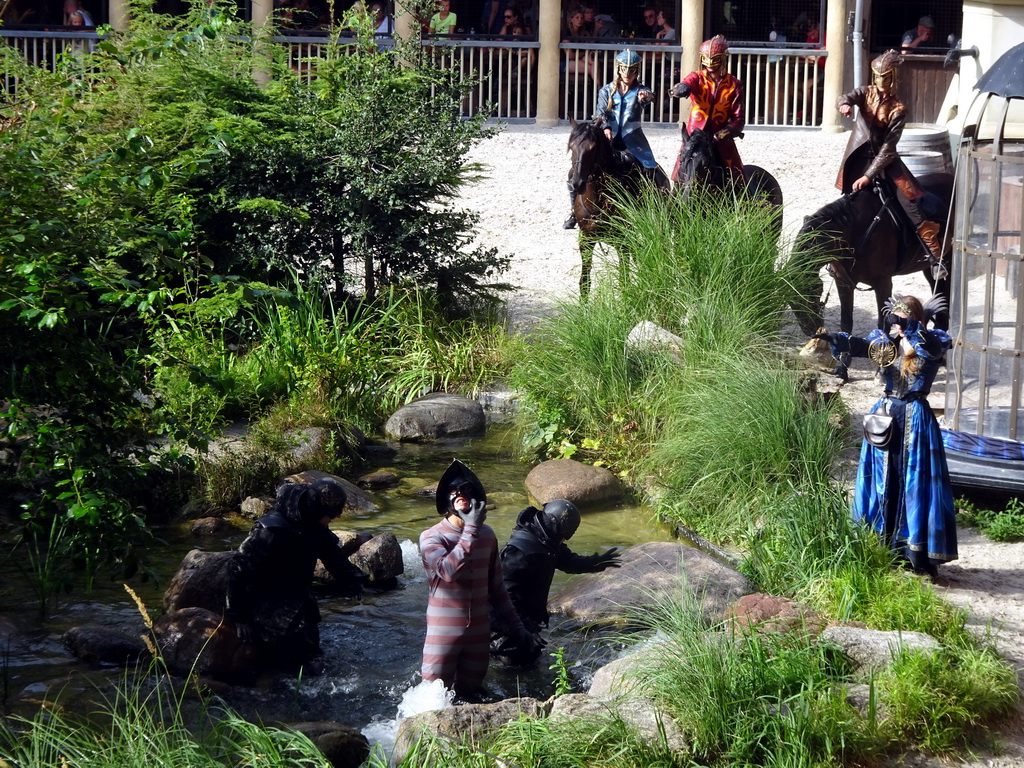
left=456, top=123, right=1024, bottom=763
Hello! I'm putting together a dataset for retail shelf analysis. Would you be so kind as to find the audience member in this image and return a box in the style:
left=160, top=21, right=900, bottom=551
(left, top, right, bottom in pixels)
left=429, top=0, right=457, bottom=35
left=656, top=8, right=675, bottom=42
left=481, top=0, right=504, bottom=35
left=579, top=4, right=596, bottom=36
left=562, top=7, right=597, bottom=82
left=594, top=12, right=617, bottom=38
left=370, top=1, right=392, bottom=34
left=638, top=6, right=659, bottom=39
left=901, top=15, right=934, bottom=51
left=63, top=0, right=93, bottom=26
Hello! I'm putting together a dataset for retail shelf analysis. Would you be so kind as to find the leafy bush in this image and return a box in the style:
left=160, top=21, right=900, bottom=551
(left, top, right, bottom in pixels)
left=956, top=495, right=1024, bottom=542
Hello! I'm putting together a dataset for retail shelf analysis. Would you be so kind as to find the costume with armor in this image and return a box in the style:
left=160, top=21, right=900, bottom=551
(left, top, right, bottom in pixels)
left=835, top=50, right=942, bottom=258
left=564, top=49, right=666, bottom=229
left=815, top=295, right=957, bottom=576
left=669, top=35, right=745, bottom=181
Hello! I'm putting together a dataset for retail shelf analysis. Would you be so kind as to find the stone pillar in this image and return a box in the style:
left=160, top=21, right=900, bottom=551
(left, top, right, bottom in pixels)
left=680, top=0, right=702, bottom=79
left=107, top=0, right=127, bottom=30
left=819, top=0, right=846, bottom=132
left=535, top=0, right=561, bottom=126
left=251, top=0, right=273, bottom=86
left=394, top=0, right=416, bottom=40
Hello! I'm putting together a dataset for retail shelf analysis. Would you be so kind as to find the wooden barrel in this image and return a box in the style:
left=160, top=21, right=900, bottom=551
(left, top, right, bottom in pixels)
left=900, top=123, right=953, bottom=173
left=902, top=150, right=949, bottom=178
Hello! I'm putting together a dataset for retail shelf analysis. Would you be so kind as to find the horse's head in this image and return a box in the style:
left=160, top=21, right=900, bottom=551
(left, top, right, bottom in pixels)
left=675, top=127, right=717, bottom=198
left=568, top=118, right=609, bottom=195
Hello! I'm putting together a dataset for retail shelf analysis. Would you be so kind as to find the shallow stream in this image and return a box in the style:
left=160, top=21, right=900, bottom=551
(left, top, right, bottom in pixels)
left=0, top=422, right=676, bottom=752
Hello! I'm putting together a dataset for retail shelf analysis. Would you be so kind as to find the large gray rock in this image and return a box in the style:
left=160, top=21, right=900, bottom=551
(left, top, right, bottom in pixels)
left=288, top=721, right=370, bottom=768
left=281, top=427, right=332, bottom=473
left=163, top=550, right=234, bottom=613
left=63, top=625, right=150, bottom=665
left=550, top=693, right=687, bottom=753
left=820, top=625, right=942, bottom=673
left=550, top=541, right=754, bottom=624
left=383, top=393, right=486, bottom=442
left=724, top=593, right=826, bottom=638
left=152, top=607, right=263, bottom=683
left=524, top=459, right=624, bottom=508
left=285, top=470, right=379, bottom=515
left=393, top=697, right=544, bottom=765
left=625, top=321, right=683, bottom=361
left=349, top=532, right=404, bottom=583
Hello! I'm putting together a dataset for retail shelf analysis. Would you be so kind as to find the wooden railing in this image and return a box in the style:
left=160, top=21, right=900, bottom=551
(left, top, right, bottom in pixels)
left=2, top=29, right=826, bottom=127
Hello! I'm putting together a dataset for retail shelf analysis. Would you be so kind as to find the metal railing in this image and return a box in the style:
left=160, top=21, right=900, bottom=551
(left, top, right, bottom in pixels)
left=2, top=29, right=826, bottom=126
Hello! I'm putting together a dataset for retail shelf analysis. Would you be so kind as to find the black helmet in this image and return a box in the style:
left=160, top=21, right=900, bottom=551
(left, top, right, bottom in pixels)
left=435, top=460, right=487, bottom=516
left=276, top=477, right=347, bottom=526
left=541, top=499, right=580, bottom=540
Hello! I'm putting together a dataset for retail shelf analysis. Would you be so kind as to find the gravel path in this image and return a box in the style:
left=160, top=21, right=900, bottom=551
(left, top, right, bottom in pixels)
left=456, top=122, right=1024, bottom=763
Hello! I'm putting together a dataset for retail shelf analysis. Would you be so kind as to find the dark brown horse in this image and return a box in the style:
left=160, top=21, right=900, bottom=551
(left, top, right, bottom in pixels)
left=789, top=172, right=953, bottom=379
left=567, top=118, right=662, bottom=297
left=673, top=127, right=785, bottom=241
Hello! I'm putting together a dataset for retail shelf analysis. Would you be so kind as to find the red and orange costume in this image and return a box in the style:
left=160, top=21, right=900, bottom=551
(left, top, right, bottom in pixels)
left=670, top=35, right=745, bottom=182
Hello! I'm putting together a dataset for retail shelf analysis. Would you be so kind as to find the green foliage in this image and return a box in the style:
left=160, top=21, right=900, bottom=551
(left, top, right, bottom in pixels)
left=549, top=646, right=574, bottom=696
left=878, top=646, right=1019, bottom=753
left=956, top=495, right=1024, bottom=542
left=0, top=669, right=330, bottom=768
left=627, top=590, right=875, bottom=767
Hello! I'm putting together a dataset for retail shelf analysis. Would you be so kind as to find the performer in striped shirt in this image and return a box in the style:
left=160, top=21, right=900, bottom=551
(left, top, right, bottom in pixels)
left=419, top=460, right=539, bottom=700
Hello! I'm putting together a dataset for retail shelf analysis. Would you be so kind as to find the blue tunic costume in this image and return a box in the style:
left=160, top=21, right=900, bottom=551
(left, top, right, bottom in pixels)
left=829, top=320, right=957, bottom=572
left=595, top=81, right=657, bottom=169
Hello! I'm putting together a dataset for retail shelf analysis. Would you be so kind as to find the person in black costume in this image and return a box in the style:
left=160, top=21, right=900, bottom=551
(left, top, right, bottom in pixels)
left=491, top=499, right=621, bottom=662
left=225, top=477, right=364, bottom=670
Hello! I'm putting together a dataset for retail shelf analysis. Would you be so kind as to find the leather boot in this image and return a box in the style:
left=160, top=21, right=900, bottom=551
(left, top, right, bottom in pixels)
left=563, top=189, right=578, bottom=229
left=563, top=213, right=577, bottom=229
left=918, top=221, right=941, bottom=259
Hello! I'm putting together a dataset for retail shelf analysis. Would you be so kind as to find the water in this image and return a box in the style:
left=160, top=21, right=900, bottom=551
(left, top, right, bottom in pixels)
left=0, top=422, right=675, bottom=752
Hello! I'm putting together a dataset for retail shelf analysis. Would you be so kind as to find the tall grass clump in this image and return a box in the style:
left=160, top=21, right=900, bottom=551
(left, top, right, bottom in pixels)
left=626, top=589, right=876, bottom=767
left=0, top=673, right=329, bottom=768
left=651, top=354, right=846, bottom=543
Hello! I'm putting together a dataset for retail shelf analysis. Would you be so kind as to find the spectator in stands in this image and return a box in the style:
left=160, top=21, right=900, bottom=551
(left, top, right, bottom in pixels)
left=594, top=12, right=617, bottom=38
left=63, top=0, right=93, bottom=26
left=579, top=4, right=596, bottom=36
left=429, top=0, right=457, bottom=35
left=638, top=6, right=659, bottom=39
left=481, top=0, right=504, bottom=35
left=656, top=8, right=675, bottom=42
left=562, top=7, right=597, bottom=83
left=901, top=15, right=934, bottom=51
left=370, top=1, right=392, bottom=34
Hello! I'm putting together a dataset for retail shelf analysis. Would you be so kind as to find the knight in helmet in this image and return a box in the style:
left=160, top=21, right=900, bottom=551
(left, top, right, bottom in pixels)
left=563, top=48, right=668, bottom=229
left=668, top=34, right=745, bottom=183
left=835, top=49, right=942, bottom=260
left=490, top=499, right=621, bottom=662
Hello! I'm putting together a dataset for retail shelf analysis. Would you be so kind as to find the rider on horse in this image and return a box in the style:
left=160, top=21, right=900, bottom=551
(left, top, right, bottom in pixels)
left=564, top=48, right=667, bottom=230
left=668, top=35, right=745, bottom=184
left=835, top=49, right=942, bottom=262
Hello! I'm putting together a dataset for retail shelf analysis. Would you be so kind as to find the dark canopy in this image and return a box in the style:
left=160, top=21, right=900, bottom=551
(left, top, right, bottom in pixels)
left=974, top=42, right=1024, bottom=99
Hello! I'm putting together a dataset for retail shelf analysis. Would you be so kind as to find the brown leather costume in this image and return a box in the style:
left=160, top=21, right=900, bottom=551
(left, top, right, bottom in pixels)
left=835, top=85, right=923, bottom=205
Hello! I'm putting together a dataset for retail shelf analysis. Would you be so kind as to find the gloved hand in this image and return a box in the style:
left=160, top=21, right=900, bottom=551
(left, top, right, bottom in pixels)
left=590, top=547, right=622, bottom=571
left=714, top=128, right=731, bottom=141
left=461, top=498, right=487, bottom=527
left=668, top=82, right=690, bottom=99
left=515, top=627, right=545, bottom=661
left=234, top=621, right=256, bottom=644
left=339, top=575, right=363, bottom=599
left=812, top=332, right=835, bottom=344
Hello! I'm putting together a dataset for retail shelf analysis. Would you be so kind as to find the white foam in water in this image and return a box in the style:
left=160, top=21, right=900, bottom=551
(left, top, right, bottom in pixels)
left=362, top=678, right=454, bottom=764
left=400, top=538, right=426, bottom=580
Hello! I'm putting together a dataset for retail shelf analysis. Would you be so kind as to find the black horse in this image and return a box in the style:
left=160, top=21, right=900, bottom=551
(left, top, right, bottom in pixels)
left=673, top=127, right=785, bottom=240
left=789, top=172, right=954, bottom=379
left=567, top=118, right=668, bottom=297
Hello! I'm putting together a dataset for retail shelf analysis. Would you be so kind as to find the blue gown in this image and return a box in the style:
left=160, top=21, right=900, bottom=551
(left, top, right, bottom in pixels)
left=831, top=321, right=957, bottom=572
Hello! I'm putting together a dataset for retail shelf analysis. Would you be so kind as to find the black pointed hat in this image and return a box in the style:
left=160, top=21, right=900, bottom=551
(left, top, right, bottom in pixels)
left=435, top=460, right=487, bottom=516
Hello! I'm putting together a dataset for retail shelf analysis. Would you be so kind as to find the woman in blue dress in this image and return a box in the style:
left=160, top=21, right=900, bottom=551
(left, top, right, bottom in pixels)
left=816, top=294, right=957, bottom=577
